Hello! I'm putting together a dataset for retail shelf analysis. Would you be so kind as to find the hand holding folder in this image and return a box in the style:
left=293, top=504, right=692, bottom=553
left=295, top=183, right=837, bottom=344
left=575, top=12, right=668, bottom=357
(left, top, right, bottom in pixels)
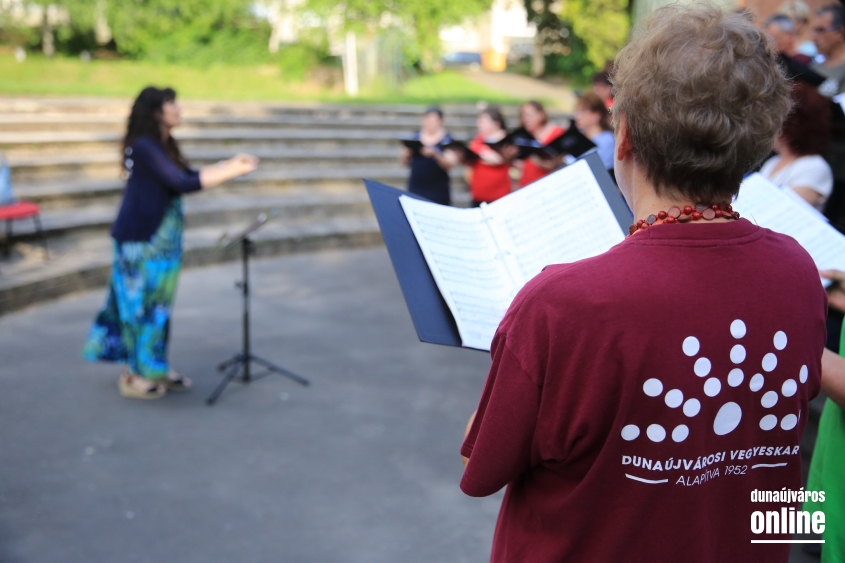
left=483, top=126, right=596, bottom=162
left=400, top=138, right=426, bottom=156
left=441, top=140, right=481, bottom=165
left=515, top=127, right=597, bottom=161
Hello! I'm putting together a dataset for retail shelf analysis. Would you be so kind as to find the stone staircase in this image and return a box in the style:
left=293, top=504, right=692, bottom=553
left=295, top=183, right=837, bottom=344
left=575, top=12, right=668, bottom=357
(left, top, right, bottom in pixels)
left=0, top=97, right=827, bottom=464
left=0, top=97, right=558, bottom=316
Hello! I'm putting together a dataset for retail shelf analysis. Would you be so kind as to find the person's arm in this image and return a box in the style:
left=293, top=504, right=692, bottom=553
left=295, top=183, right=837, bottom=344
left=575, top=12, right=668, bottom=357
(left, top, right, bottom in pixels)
left=421, top=146, right=458, bottom=170
left=819, top=268, right=845, bottom=408
left=461, top=334, right=542, bottom=497
left=528, top=154, right=563, bottom=171
left=135, top=139, right=257, bottom=193
left=822, top=348, right=845, bottom=408
left=498, top=144, right=520, bottom=163
left=478, top=145, right=506, bottom=166
left=198, top=154, right=259, bottom=189
left=528, top=127, right=566, bottom=170
left=461, top=410, right=476, bottom=467
left=820, top=269, right=845, bottom=312
left=791, top=186, right=825, bottom=208
left=787, top=160, right=832, bottom=208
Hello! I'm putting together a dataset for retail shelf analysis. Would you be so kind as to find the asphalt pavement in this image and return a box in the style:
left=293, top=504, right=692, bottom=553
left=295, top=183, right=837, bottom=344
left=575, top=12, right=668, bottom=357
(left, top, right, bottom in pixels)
left=0, top=248, right=499, bottom=563
left=0, top=247, right=821, bottom=563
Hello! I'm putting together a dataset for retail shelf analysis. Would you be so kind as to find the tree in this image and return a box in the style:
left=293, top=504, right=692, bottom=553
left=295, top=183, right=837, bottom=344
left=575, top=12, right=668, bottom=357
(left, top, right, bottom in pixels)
left=524, top=0, right=564, bottom=77
left=521, top=0, right=628, bottom=81
left=559, top=0, right=628, bottom=69
left=105, top=0, right=270, bottom=63
left=17, top=0, right=99, bottom=55
left=302, top=0, right=494, bottom=69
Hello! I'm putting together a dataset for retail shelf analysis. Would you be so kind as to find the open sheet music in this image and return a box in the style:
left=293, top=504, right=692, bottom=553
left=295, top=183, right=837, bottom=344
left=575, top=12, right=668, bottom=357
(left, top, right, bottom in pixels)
left=399, top=159, right=626, bottom=350
left=734, top=173, right=845, bottom=287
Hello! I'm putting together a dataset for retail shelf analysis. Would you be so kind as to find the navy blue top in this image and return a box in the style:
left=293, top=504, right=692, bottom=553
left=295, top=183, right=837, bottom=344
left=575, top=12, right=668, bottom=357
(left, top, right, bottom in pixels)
left=111, top=136, right=202, bottom=242
left=406, top=131, right=452, bottom=206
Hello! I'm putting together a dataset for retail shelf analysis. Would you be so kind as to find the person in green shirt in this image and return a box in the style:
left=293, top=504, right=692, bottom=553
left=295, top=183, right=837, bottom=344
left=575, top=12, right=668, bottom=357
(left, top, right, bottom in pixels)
left=805, top=269, right=845, bottom=562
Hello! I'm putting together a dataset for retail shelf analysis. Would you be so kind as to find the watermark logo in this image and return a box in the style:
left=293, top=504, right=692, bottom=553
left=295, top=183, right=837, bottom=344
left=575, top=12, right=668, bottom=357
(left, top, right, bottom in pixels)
left=749, top=488, right=825, bottom=544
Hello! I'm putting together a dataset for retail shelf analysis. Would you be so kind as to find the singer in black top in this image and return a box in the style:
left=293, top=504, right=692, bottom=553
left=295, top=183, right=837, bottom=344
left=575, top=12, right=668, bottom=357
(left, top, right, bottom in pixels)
left=403, top=107, right=458, bottom=205
left=83, top=86, right=259, bottom=400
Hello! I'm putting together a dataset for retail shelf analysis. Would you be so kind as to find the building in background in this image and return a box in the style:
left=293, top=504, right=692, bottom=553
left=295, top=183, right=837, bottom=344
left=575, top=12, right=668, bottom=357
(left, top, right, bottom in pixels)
left=440, top=0, right=536, bottom=72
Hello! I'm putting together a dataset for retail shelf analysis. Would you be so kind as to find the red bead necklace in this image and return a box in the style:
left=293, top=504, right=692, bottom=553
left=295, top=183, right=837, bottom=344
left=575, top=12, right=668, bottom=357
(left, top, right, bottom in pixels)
left=628, top=203, right=740, bottom=236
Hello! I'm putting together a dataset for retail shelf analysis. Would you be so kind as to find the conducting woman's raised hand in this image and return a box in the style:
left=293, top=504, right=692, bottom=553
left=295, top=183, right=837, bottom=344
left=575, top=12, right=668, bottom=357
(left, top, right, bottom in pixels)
left=200, top=153, right=259, bottom=189
left=229, top=153, right=260, bottom=175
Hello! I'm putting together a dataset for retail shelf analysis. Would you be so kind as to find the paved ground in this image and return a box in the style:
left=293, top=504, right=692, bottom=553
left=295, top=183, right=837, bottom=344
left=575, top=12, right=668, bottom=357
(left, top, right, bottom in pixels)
left=0, top=248, right=499, bottom=563
left=461, top=70, right=577, bottom=112
left=0, top=247, right=822, bottom=563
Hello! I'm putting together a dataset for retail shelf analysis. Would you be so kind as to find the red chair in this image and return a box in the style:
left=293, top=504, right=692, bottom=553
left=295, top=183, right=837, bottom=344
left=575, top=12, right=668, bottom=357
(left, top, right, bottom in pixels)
left=0, top=201, right=48, bottom=258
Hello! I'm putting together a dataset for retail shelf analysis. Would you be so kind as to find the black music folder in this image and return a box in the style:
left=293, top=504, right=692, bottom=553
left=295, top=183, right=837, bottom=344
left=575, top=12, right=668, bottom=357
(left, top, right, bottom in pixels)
left=400, top=138, right=425, bottom=155
left=365, top=152, right=631, bottom=350
left=484, top=127, right=535, bottom=152
left=365, top=182, right=463, bottom=347
left=441, top=139, right=481, bottom=164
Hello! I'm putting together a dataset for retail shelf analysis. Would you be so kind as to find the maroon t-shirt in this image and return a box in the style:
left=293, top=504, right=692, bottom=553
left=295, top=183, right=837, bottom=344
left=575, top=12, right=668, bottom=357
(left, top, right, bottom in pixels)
left=461, top=220, right=826, bottom=563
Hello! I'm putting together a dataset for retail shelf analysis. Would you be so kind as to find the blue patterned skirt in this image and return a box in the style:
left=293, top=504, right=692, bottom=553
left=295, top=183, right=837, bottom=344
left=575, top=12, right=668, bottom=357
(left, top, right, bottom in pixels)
left=83, top=199, right=184, bottom=379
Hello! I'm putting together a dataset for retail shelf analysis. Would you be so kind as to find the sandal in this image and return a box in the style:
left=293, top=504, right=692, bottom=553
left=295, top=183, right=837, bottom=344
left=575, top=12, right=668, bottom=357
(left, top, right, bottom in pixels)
left=118, top=373, right=166, bottom=400
left=163, top=369, right=192, bottom=392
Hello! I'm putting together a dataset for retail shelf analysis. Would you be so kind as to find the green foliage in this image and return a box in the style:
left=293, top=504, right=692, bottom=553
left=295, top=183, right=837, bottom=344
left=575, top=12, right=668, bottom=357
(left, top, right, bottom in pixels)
left=560, top=0, right=629, bottom=69
left=542, top=31, right=595, bottom=84
left=105, top=0, right=272, bottom=64
left=277, top=44, right=321, bottom=81
left=4, top=0, right=274, bottom=63
left=521, top=0, right=596, bottom=82
left=4, top=0, right=100, bottom=54
left=0, top=55, right=525, bottom=104
left=399, top=70, right=525, bottom=104
left=301, top=0, right=494, bottom=69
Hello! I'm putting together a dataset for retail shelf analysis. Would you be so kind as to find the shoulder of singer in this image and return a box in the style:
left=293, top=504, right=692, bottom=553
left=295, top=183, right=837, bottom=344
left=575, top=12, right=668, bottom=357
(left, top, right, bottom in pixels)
left=496, top=225, right=826, bottom=391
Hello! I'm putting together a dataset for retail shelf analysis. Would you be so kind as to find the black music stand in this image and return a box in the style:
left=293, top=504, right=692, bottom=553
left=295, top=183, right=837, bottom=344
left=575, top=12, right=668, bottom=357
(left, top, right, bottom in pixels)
left=207, top=213, right=310, bottom=405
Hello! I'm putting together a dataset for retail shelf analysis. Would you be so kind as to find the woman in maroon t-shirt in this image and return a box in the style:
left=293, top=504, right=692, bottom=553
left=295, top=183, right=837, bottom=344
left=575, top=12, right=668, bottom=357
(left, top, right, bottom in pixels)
left=461, top=6, right=827, bottom=563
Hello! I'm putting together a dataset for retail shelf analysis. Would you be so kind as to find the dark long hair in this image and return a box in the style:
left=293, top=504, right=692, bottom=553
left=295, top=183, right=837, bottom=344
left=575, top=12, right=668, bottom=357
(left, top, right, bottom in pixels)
left=122, top=86, right=188, bottom=170
left=781, top=81, right=830, bottom=157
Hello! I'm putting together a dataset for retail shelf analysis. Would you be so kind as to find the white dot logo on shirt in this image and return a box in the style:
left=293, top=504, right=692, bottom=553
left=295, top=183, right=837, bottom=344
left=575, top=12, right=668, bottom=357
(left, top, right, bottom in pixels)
left=621, top=320, right=807, bottom=444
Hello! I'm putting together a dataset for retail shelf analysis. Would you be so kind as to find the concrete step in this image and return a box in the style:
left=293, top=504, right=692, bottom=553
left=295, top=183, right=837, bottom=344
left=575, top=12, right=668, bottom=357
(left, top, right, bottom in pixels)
left=0, top=128, right=484, bottom=161
left=0, top=215, right=383, bottom=316
left=0, top=180, right=471, bottom=315
left=0, top=123, right=481, bottom=151
left=8, top=178, right=469, bottom=237
left=0, top=97, right=523, bottom=119
left=8, top=147, right=411, bottom=182
left=5, top=189, right=378, bottom=240
left=0, top=113, right=489, bottom=135
left=13, top=166, right=437, bottom=206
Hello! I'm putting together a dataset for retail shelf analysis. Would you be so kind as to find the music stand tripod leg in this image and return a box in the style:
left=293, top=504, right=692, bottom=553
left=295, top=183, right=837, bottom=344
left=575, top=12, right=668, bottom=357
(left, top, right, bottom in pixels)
left=217, top=354, right=240, bottom=372
left=206, top=359, right=243, bottom=405
left=250, top=354, right=310, bottom=386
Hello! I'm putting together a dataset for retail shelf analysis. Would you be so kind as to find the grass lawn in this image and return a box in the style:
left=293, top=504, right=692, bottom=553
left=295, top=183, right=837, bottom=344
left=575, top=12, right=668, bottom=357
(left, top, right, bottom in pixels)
left=0, top=54, right=525, bottom=104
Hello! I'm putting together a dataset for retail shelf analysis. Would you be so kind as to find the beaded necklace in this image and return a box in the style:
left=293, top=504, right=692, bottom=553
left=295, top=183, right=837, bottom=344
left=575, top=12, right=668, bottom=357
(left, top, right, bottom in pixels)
left=629, top=203, right=740, bottom=236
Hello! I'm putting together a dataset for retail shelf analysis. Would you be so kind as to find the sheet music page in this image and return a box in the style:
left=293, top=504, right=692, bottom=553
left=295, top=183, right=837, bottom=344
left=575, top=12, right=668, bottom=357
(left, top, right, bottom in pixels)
left=399, top=197, right=516, bottom=350
left=484, top=159, right=626, bottom=285
left=734, top=173, right=845, bottom=287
